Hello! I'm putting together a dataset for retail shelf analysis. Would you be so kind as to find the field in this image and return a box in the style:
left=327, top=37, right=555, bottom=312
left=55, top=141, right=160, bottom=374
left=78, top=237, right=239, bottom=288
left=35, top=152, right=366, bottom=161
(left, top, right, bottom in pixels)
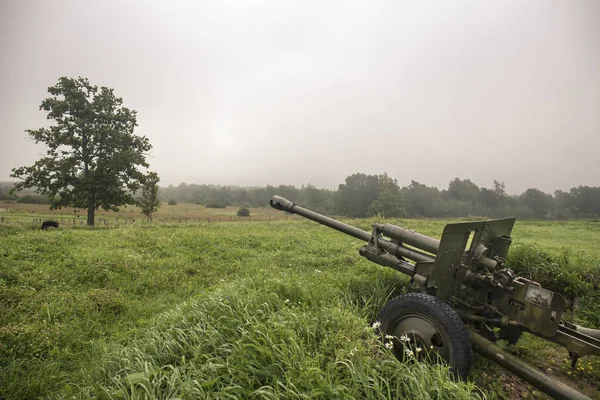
left=1, top=212, right=600, bottom=399
left=0, top=202, right=294, bottom=225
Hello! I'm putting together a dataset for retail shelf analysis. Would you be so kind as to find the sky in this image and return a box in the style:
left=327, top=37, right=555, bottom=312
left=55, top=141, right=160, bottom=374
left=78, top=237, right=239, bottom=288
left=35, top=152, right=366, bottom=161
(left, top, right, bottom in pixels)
left=0, top=0, right=599, bottom=194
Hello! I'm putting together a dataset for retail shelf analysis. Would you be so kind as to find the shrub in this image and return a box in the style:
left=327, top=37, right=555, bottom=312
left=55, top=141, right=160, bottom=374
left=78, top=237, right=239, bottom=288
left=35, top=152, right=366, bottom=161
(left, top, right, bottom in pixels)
left=167, top=199, right=177, bottom=206
left=237, top=207, right=250, bottom=217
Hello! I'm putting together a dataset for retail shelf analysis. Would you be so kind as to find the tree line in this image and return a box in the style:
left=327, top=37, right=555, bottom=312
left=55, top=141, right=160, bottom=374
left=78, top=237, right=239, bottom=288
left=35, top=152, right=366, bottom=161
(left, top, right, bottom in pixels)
left=5, top=76, right=599, bottom=224
left=159, top=174, right=600, bottom=220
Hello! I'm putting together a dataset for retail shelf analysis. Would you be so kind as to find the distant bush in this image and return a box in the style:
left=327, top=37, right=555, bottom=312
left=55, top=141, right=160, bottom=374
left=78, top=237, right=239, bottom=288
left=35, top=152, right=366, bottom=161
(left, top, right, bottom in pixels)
left=16, top=194, right=51, bottom=204
left=237, top=207, right=250, bottom=217
left=168, top=199, right=177, bottom=206
left=206, top=202, right=227, bottom=209
left=0, top=190, right=17, bottom=201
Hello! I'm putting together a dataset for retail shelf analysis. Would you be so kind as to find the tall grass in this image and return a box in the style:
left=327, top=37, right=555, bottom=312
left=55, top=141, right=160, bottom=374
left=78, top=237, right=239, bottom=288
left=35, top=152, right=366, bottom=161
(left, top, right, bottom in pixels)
left=71, top=279, right=480, bottom=399
left=1, top=220, right=599, bottom=398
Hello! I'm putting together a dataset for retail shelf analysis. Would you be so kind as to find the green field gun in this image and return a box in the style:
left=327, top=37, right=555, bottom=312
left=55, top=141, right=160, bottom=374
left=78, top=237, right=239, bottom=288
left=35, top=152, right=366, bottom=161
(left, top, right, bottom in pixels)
left=270, top=195, right=600, bottom=400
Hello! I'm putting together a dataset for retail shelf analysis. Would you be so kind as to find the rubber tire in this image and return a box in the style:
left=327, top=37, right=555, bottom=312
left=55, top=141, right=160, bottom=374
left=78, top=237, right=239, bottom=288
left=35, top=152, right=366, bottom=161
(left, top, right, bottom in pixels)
left=376, top=292, right=473, bottom=381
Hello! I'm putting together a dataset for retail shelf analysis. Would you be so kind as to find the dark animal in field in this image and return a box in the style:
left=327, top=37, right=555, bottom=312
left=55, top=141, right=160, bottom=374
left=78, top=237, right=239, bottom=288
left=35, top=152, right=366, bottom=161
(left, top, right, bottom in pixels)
left=41, top=221, right=59, bottom=230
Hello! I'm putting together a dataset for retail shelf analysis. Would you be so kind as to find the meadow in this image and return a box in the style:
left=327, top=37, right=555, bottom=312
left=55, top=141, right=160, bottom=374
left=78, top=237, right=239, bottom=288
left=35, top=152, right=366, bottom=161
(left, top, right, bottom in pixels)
left=1, top=208, right=599, bottom=399
left=0, top=202, right=291, bottom=225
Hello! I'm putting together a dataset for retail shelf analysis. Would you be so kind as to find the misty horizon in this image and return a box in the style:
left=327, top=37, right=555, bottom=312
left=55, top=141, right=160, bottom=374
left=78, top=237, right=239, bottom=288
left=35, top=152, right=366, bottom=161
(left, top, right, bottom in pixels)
left=1, top=0, right=599, bottom=195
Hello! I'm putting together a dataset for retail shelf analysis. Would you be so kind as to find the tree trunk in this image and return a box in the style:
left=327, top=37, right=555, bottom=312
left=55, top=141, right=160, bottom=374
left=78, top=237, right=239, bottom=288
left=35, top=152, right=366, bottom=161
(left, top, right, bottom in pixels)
left=87, top=194, right=95, bottom=226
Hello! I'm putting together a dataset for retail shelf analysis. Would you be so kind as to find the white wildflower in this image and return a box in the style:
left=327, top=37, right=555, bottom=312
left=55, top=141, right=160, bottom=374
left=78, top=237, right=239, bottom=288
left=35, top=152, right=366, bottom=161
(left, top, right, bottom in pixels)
left=385, top=341, right=394, bottom=350
left=372, top=321, right=381, bottom=330
left=284, top=299, right=290, bottom=303
left=416, top=347, right=422, bottom=353
left=314, top=269, right=322, bottom=273
left=384, top=334, right=394, bottom=340
left=400, top=334, right=410, bottom=342
left=405, top=349, right=414, bottom=357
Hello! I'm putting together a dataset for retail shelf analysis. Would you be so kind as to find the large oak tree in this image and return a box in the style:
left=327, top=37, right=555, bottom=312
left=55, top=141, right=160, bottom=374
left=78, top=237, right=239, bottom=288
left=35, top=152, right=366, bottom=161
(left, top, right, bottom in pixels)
left=11, top=77, right=154, bottom=226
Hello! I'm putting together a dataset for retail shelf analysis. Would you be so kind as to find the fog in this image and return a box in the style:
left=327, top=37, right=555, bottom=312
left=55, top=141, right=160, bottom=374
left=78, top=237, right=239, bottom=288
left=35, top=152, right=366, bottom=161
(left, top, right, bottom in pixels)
left=1, top=0, right=599, bottom=194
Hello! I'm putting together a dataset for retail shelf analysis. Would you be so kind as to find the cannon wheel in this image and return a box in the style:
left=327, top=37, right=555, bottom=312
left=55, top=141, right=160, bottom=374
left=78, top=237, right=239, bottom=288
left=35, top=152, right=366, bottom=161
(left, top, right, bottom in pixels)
left=376, top=292, right=472, bottom=380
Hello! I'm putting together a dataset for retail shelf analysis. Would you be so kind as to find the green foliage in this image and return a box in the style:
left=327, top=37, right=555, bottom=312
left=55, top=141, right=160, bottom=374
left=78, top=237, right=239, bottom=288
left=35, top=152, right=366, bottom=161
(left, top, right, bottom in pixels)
left=138, top=172, right=161, bottom=220
left=447, top=178, right=481, bottom=204
left=1, top=221, right=600, bottom=398
left=401, top=180, right=444, bottom=217
left=81, top=279, right=480, bottom=399
left=87, top=288, right=128, bottom=315
left=555, top=186, right=600, bottom=218
left=159, top=182, right=335, bottom=213
left=154, top=177, right=600, bottom=220
left=336, top=173, right=404, bottom=218
left=237, top=207, right=250, bottom=217
left=507, top=244, right=600, bottom=326
left=167, top=199, right=177, bottom=206
left=368, top=188, right=404, bottom=218
left=0, top=188, right=17, bottom=201
left=518, top=188, right=554, bottom=219
left=16, top=194, right=52, bottom=204
left=335, top=173, right=381, bottom=218
left=10, top=77, right=153, bottom=226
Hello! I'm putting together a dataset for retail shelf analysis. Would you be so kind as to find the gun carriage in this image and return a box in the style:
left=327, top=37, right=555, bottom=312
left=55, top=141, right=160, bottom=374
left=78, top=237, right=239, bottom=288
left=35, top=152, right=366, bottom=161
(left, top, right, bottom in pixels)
left=270, top=195, right=600, bottom=400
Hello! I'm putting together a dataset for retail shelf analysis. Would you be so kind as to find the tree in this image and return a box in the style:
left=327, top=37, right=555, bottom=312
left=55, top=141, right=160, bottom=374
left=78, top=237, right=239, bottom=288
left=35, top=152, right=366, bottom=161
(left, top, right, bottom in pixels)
left=401, top=180, right=443, bottom=217
left=567, top=186, right=600, bottom=217
left=139, top=172, right=161, bottom=221
left=446, top=178, right=480, bottom=204
left=478, top=188, right=499, bottom=211
left=10, top=77, right=152, bottom=226
left=519, top=188, right=555, bottom=219
left=368, top=188, right=404, bottom=218
left=334, top=173, right=381, bottom=218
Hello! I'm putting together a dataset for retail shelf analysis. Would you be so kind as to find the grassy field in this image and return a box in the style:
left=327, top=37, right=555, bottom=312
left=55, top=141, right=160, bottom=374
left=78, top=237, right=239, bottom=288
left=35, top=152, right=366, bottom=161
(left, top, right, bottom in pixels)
left=0, top=202, right=295, bottom=225
left=1, top=215, right=599, bottom=399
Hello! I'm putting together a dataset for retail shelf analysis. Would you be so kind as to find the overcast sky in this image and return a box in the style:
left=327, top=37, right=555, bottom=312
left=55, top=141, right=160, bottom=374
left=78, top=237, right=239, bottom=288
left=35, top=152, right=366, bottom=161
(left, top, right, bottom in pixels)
left=1, top=0, right=598, bottom=194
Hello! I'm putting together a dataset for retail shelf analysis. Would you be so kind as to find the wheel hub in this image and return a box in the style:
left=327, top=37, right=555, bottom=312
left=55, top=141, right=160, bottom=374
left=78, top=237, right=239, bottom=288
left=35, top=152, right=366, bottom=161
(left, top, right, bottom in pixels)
left=391, top=313, right=450, bottom=362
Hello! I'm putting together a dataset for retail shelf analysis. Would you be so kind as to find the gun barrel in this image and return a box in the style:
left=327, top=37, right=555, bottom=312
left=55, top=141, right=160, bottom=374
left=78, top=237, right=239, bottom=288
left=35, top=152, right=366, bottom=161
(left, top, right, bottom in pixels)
left=380, top=224, right=440, bottom=255
left=270, top=196, right=434, bottom=265
left=270, top=195, right=370, bottom=242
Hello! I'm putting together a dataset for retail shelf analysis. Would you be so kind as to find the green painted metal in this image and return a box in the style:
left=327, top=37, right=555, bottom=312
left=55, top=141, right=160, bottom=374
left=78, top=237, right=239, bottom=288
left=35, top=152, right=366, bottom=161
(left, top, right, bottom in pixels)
left=470, top=331, right=591, bottom=400
left=270, top=195, right=600, bottom=400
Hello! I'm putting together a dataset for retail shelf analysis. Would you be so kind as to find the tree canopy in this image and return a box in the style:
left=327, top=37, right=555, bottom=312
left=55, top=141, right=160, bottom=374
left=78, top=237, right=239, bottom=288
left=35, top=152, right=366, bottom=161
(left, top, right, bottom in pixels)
left=11, top=77, right=155, bottom=225
left=139, top=172, right=161, bottom=220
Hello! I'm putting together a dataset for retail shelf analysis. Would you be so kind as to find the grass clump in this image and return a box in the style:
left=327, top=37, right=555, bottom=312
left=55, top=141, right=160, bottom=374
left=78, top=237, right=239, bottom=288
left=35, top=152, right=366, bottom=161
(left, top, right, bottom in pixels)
left=75, top=279, right=480, bottom=399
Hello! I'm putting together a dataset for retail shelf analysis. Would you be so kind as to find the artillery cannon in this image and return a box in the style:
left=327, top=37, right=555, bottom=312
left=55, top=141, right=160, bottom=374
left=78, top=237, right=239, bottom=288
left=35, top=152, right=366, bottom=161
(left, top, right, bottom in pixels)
left=270, top=195, right=600, bottom=400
